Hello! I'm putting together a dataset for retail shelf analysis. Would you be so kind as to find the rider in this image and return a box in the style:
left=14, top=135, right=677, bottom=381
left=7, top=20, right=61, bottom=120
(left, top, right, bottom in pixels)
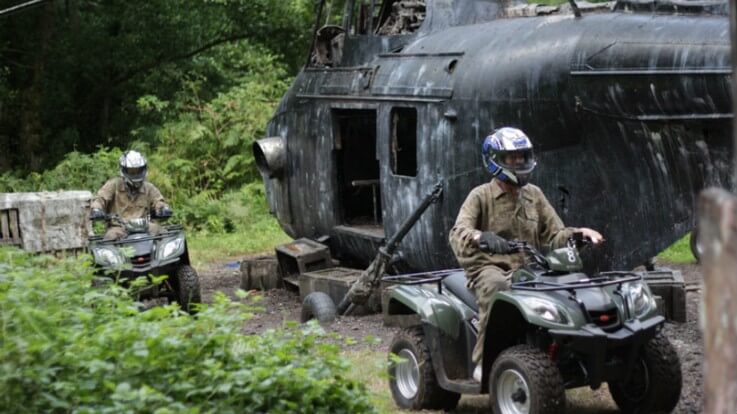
left=448, top=127, right=603, bottom=381
left=90, top=150, right=172, bottom=241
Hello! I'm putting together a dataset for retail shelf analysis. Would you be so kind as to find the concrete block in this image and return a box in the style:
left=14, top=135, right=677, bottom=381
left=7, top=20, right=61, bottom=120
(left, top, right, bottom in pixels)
left=240, top=255, right=282, bottom=290
left=299, top=266, right=381, bottom=314
left=275, top=238, right=332, bottom=278
left=0, top=191, right=92, bottom=253
left=642, top=268, right=686, bottom=323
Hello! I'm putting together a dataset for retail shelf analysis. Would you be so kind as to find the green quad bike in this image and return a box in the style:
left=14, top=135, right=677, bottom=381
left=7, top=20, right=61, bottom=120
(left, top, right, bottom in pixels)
left=384, top=235, right=682, bottom=414
left=88, top=213, right=202, bottom=313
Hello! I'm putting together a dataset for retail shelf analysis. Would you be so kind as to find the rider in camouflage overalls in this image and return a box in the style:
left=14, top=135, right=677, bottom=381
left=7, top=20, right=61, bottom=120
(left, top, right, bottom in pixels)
left=448, top=127, right=604, bottom=377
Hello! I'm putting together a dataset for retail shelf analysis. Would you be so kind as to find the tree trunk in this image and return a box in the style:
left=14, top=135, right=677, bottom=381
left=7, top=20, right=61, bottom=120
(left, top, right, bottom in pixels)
left=701, top=5, right=737, bottom=413
left=19, top=1, right=54, bottom=171
left=699, top=189, right=737, bottom=414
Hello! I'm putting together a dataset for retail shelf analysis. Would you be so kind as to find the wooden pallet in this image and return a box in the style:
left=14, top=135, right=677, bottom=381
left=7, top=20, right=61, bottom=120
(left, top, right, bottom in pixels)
left=0, top=209, right=22, bottom=246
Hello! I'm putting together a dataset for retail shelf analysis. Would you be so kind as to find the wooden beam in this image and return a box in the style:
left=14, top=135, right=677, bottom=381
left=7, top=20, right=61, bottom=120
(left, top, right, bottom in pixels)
left=9, top=209, right=20, bottom=243
left=0, top=210, right=9, bottom=242
left=699, top=190, right=737, bottom=414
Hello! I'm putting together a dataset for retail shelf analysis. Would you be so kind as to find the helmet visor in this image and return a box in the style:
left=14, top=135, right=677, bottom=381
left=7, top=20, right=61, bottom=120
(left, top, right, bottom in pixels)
left=122, top=166, right=146, bottom=182
left=497, top=149, right=536, bottom=175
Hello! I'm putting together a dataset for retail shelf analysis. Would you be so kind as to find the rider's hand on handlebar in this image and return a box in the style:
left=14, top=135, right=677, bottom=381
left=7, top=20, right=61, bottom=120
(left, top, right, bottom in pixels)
left=576, top=227, right=604, bottom=245
left=90, top=208, right=105, bottom=221
left=476, top=231, right=512, bottom=254
left=156, top=207, right=173, bottom=218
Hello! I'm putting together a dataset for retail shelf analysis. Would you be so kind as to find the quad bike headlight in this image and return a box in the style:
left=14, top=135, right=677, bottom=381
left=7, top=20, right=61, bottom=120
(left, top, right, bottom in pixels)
left=623, top=281, right=655, bottom=318
left=520, top=297, right=569, bottom=325
left=157, top=237, right=184, bottom=261
left=92, top=247, right=124, bottom=267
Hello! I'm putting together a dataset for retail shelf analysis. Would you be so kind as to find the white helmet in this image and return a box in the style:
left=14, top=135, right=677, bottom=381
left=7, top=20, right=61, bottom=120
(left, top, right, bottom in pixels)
left=119, top=150, right=147, bottom=190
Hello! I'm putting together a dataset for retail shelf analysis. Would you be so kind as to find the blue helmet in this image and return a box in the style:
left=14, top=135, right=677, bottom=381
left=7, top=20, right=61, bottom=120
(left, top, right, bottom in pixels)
left=482, top=127, right=537, bottom=186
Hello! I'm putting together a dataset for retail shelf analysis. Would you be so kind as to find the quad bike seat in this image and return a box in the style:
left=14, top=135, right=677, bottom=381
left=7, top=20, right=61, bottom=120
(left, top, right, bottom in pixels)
left=442, top=271, right=478, bottom=312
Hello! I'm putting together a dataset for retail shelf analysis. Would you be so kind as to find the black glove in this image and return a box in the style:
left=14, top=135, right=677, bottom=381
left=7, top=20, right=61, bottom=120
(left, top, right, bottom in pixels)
left=156, top=207, right=173, bottom=218
left=478, top=231, right=511, bottom=254
left=90, top=208, right=105, bottom=220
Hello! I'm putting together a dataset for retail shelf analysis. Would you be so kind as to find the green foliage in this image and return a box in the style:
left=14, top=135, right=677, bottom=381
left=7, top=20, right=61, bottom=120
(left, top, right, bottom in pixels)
left=0, top=147, right=122, bottom=192
left=657, top=233, right=696, bottom=264
left=0, top=0, right=313, bottom=172
left=0, top=248, right=375, bottom=413
left=175, top=183, right=271, bottom=233
left=146, top=46, right=290, bottom=198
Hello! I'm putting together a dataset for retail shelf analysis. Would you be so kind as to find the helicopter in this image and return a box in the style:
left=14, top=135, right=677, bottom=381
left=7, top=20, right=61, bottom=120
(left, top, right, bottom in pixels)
left=253, top=0, right=733, bottom=273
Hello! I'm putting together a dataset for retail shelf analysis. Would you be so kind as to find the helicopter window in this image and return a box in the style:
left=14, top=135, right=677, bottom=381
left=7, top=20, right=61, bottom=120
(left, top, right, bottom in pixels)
left=390, top=107, right=417, bottom=177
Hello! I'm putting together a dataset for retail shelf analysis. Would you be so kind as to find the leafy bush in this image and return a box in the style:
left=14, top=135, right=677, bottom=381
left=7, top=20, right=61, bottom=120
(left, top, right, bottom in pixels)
left=175, top=182, right=272, bottom=233
left=0, top=147, right=122, bottom=193
left=0, top=248, right=375, bottom=413
left=146, top=46, right=290, bottom=199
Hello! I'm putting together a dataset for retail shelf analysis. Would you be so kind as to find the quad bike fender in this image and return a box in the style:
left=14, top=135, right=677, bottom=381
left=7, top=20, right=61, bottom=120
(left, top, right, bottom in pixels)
left=384, top=285, right=471, bottom=339
left=490, top=291, right=578, bottom=330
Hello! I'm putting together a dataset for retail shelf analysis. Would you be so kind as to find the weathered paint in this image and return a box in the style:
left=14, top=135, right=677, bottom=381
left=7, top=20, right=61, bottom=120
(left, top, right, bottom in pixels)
left=258, top=0, right=733, bottom=272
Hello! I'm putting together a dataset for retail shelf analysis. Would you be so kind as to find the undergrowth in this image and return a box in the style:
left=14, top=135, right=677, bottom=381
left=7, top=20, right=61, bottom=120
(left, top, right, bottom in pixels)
left=0, top=247, right=373, bottom=413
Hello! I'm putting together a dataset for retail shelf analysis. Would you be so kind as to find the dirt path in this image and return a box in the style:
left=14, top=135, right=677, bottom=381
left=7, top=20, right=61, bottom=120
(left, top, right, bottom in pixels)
left=200, top=261, right=703, bottom=413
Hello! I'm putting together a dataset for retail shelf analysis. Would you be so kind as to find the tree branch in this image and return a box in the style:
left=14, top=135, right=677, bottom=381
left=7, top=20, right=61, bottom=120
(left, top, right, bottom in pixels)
left=112, top=33, right=251, bottom=86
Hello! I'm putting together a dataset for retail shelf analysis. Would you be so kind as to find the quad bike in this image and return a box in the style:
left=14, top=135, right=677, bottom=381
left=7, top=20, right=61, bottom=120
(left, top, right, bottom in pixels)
left=384, top=235, right=682, bottom=414
left=88, top=213, right=202, bottom=313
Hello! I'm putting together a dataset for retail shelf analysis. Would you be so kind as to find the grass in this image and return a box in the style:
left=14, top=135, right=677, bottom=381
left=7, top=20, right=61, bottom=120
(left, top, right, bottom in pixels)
left=657, top=233, right=696, bottom=264
left=188, top=215, right=290, bottom=267
left=343, top=350, right=618, bottom=413
left=343, top=350, right=401, bottom=414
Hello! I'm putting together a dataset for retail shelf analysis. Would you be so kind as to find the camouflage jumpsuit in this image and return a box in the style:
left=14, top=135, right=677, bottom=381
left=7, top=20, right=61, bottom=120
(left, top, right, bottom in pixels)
left=448, top=178, right=574, bottom=365
left=91, top=177, right=169, bottom=241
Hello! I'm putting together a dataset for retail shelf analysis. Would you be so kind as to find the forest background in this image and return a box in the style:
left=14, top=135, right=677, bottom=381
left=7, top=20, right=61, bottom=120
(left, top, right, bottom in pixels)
left=0, top=0, right=363, bottom=256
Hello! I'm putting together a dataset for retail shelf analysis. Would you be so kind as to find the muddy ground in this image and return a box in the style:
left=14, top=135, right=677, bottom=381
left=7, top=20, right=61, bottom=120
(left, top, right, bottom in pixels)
left=200, top=261, right=704, bottom=414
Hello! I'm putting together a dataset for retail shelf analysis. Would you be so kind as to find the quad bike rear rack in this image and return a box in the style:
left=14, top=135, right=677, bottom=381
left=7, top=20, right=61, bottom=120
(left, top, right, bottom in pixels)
left=382, top=268, right=463, bottom=295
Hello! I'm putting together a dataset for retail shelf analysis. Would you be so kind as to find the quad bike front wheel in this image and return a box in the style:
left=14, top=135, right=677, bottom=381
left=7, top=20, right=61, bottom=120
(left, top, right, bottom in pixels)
left=175, top=265, right=202, bottom=313
left=608, top=333, right=682, bottom=413
left=388, top=326, right=461, bottom=411
left=489, top=345, right=565, bottom=414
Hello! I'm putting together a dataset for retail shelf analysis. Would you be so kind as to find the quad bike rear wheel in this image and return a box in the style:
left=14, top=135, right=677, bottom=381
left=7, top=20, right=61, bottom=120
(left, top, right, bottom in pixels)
left=608, top=333, right=682, bottom=413
left=175, top=265, right=202, bottom=313
left=388, top=326, right=461, bottom=411
left=489, top=345, right=565, bottom=414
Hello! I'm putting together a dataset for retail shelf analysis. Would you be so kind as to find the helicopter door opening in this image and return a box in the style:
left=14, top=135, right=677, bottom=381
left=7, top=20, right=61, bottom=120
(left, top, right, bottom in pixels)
left=333, top=109, right=382, bottom=227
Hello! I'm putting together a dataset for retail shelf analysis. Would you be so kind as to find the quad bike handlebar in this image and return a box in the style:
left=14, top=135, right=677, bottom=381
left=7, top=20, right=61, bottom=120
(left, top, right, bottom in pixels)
left=89, top=210, right=172, bottom=223
left=479, top=232, right=593, bottom=270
